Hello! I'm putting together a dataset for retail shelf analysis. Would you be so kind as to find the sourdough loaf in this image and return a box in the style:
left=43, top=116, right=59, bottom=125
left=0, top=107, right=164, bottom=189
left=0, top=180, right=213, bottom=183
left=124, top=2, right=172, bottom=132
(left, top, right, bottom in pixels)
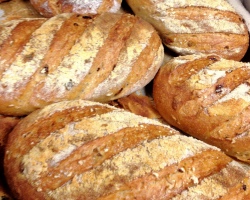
left=30, top=0, right=122, bottom=17
left=126, top=0, right=249, bottom=61
left=0, top=12, right=164, bottom=116
left=4, top=99, right=250, bottom=199
left=153, top=54, right=250, bottom=163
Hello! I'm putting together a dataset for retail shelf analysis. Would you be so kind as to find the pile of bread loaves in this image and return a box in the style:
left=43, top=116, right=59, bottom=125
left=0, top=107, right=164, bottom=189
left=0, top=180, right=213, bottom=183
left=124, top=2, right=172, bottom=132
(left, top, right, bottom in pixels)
left=1, top=0, right=250, bottom=199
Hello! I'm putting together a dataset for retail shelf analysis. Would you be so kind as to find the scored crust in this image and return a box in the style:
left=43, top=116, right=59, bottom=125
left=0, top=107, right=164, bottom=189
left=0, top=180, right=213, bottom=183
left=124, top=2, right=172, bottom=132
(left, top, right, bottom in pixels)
left=0, top=12, right=164, bottom=116
left=153, top=53, right=250, bottom=163
left=4, top=100, right=250, bottom=199
left=126, top=0, right=249, bottom=61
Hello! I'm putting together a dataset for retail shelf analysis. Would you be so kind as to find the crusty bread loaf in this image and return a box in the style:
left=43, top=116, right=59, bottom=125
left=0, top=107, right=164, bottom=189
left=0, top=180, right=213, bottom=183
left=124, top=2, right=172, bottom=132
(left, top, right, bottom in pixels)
left=0, top=0, right=42, bottom=22
left=126, top=0, right=249, bottom=61
left=30, top=0, right=122, bottom=17
left=0, top=12, right=164, bottom=116
left=4, top=99, right=250, bottom=199
left=153, top=54, right=250, bottom=163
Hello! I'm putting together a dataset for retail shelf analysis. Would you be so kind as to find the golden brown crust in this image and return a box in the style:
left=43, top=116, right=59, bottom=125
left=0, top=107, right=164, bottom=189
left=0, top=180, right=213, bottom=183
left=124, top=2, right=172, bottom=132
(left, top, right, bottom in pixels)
left=99, top=149, right=231, bottom=199
left=153, top=54, right=250, bottom=163
left=0, top=0, right=42, bottom=22
left=4, top=100, right=250, bottom=199
left=109, top=92, right=164, bottom=122
left=0, top=115, right=20, bottom=148
left=0, top=115, right=20, bottom=200
left=0, top=12, right=164, bottom=116
left=0, top=115, right=20, bottom=172
left=30, top=0, right=122, bottom=17
left=218, top=177, right=250, bottom=200
left=126, top=0, right=249, bottom=61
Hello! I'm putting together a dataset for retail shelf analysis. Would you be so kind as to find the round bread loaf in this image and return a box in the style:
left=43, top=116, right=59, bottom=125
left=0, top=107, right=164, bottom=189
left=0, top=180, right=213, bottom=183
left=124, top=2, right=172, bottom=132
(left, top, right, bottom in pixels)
left=153, top=54, right=250, bottom=163
left=30, top=0, right=122, bottom=17
left=4, top=99, right=250, bottom=199
left=126, top=0, right=249, bottom=61
left=0, top=12, right=164, bottom=116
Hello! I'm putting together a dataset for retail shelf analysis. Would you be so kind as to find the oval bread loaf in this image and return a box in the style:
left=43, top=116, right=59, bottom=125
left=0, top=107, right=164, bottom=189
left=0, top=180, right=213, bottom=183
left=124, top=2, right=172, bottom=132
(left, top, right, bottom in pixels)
left=153, top=54, right=250, bottom=163
left=4, top=99, right=250, bottom=199
left=126, top=0, right=249, bottom=61
left=0, top=12, right=164, bottom=116
left=30, top=0, right=122, bottom=18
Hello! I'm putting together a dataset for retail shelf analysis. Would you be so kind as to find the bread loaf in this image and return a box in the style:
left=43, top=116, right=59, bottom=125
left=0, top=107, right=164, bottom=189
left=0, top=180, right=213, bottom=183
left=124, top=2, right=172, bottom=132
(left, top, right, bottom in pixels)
left=0, top=0, right=42, bottom=22
left=0, top=12, right=164, bottom=116
left=153, top=54, right=250, bottom=163
left=30, top=0, right=122, bottom=17
left=4, top=99, right=250, bottom=199
left=126, top=0, right=249, bottom=61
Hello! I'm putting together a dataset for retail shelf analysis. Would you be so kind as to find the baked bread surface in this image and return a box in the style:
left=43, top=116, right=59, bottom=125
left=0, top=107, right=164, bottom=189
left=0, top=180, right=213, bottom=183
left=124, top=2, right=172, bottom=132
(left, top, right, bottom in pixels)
left=0, top=115, right=19, bottom=200
left=0, top=12, right=164, bottom=116
left=4, top=100, right=250, bottom=199
left=153, top=54, right=250, bottom=163
left=0, top=115, right=20, bottom=172
left=30, top=0, right=122, bottom=17
left=126, top=0, right=249, bottom=61
left=0, top=0, right=42, bottom=22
